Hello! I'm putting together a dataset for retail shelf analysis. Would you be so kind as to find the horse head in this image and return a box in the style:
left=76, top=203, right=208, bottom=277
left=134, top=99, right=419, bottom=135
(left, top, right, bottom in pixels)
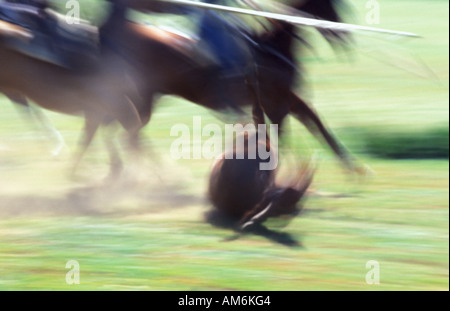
left=293, top=0, right=352, bottom=47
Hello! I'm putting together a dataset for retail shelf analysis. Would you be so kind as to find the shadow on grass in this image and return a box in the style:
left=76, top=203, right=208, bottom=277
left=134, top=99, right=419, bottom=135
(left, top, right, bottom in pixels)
left=205, top=209, right=302, bottom=248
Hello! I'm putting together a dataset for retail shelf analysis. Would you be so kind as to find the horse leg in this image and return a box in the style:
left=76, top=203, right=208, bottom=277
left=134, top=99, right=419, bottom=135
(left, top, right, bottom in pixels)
left=102, top=122, right=123, bottom=181
left=118, top=95, right=146, bottom=159
left=127, top=91, right=154, bottom=158
left=102, top=95, right=146, bottom=180
left=26, top=105, right=66, bottom=156
left=244, top=74, right=265, bottom=127
left=71, top=116, right=100, bottom=178
left=129, top=93, right=167, bottom=182
left=5, top=91, right=66, bottom=156
left=4, top=91, right=28, bottom=108
left=72, top=115, right=125, bottom=181
left=287, top=91, right=365, bottom=175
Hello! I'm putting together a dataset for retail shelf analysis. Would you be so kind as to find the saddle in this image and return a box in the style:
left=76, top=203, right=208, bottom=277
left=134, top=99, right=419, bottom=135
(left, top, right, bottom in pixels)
left=0, top=2, right=99, bottom=70
left=143, top=22, right=248, bottom=77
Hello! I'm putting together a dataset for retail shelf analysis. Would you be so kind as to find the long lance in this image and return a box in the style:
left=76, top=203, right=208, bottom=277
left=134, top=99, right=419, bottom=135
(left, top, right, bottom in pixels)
left=159, top=0, right=419, bottom=38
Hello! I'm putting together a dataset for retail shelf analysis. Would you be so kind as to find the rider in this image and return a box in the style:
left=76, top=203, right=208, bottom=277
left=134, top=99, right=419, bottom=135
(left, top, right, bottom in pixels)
left=101, top=0, right=250, bottom=74
left=3, top=0, right=48, bottom=13
left=196, top=0, right=250, bottom=74
left=1, top=0, right=97, bottom=69
left=2, top=0, right=54, bottom=41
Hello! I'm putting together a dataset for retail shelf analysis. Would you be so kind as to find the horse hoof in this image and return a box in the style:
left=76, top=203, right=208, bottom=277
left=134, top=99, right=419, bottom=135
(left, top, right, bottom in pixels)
left=354, top=163, right=376, bottom=178
left=50, top=143, right=67, bottom=157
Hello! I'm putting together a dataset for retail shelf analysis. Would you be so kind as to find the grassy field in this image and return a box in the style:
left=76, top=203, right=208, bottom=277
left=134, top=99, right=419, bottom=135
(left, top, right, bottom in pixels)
left=0, top=0, right=448, bottom=290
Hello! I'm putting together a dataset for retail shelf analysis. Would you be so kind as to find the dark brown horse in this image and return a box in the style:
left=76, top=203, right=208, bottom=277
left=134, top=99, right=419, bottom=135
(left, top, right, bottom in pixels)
left=101, top=0, right=365, bottom=175
left=1, top=0, right=363, bottom=178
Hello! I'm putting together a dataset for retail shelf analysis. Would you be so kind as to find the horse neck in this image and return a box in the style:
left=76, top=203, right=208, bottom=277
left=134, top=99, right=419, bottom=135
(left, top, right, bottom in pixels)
left=100, top=2, right=127, bottom=39
left=256, top=0, right=342, bottom=60
left=259, top=22, right=296, bottom=58
left=293, top=0, right=342, bottom=22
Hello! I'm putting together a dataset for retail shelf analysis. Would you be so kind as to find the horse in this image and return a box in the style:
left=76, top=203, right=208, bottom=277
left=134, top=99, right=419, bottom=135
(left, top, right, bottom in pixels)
left=101, top=0, right=365, bottom=175
left=0, top=18, right=145, bottom=178
left=1, top=0, right=243, bottom=175
left=1, top=0, right=362, bottom=178
left=207, top=130, right=314, bottom=245
left=0, top=3, right=64, bottom=150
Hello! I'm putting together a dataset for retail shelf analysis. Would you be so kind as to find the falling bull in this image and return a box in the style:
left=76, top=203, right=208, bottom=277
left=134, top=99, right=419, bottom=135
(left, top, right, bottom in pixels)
left=207, top=130, right=314, bottom=234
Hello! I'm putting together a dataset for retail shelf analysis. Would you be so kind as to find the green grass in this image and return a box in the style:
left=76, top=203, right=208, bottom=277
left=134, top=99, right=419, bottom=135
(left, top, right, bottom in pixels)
left=0, top=159, right=447, bottom=290
left=361, top=126, right=449, bottom=159
left=0, top=0, right=448, bottom=291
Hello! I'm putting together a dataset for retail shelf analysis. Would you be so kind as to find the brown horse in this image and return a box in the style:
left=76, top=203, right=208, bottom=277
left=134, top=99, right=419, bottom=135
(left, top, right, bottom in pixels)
left=1, top=0, right=362, bottom=178
left=100, top=0, right=365, bottom=174
left=0, top=19, right=144, bottom=177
